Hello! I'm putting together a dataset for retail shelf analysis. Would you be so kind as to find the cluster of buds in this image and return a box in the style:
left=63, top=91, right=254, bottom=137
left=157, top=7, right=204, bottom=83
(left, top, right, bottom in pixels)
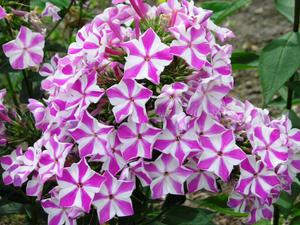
left=1, top=0, right=300, bottom=224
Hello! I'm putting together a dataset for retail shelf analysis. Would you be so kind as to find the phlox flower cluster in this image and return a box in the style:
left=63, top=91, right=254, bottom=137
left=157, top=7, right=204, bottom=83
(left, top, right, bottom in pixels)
left=1, top=0, right=300, bottom=224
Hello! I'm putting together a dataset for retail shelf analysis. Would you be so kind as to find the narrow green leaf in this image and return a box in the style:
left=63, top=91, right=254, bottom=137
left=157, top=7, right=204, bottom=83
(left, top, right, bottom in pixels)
left=274, top=0, right=294, bottom=23
left=201, top=1, right=231, bottom=13
left=253, top=220, right=271, bottom=225
left=47, top=0, right=69, bottom=9
left=162, top=206, right=215, bottom=225
left=276, top=192, right=293, bottom=217
left=195, top=194, right=247, bottom=217
left=286, top=80, right=300, bottom=95
left=289, top=110, right=300, bottom=129
left=259, top=32, right=300, bottom=104
left=0, top=202, right=24, bottom=215
left=30, top=0, right=69, bottom=9
left=203, top=0, right=251, bottom=24
left=290, top=216, right=300, bottom=225
left=231, top=51, right=259, bottom=70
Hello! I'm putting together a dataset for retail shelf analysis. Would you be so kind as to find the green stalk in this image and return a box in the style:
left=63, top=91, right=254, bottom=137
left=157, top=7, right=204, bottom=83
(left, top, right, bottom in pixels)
left=275, top=0, right=300, bottom=224
left=22, top=70, right=33, bottom=97
left=5, top=73, right=20, bottom=110
left=286, top=0, right=300, bottom=110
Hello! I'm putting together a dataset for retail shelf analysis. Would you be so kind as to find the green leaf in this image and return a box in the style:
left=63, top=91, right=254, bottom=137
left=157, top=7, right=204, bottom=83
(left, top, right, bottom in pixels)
left=274, top=0, right=294, bottom=23
left=276, top=182, right=300, bottom=218
left=0, top=202, right=24, bottom=215
left=162, top=206, right=215, bottom=225
left=195, top=194, right=247, bottom=217
left=231, top=51, right=259, bottom=70
left=259, top=32, right=300, bottom=104
left=48, top=0, right=69, bottom=8
left=290, top=216, right=300, bottom=225
left=289, top=110, right=300, bottom=129
left=30, top=0, right=69, bottom=9
left=276, top=192, right=293, bottom=217
left=201, top=1, right=231, bottom=13
left=286, top=79, right=300, bottom=95
left=253, top=220, right=271, bottom=225
left=202, top=0, right=251, bottom=24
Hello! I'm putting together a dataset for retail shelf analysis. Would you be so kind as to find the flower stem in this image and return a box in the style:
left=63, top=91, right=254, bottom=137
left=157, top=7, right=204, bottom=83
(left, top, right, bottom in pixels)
left=5, top=73, right=20, bottom=110
left=286, top=0, right=300, bottom=110
left=22, top=70, right=32, bottom=98
left=273, top=205, right=280, bottom=225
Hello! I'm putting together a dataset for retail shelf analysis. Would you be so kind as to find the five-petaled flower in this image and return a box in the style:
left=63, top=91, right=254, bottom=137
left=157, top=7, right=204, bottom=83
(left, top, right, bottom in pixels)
left=251, top=126, right=288, bottom=169
left=155, top=82, right=188, bottom=117
left=41, top=2, right=61, bottom=22
left=235, top=156, right=280, bottom=199
left=57, top=158, right=105, bottom=213
left=106, top=79, right=152, bottom=123
left=38, top=136, right=73, bottom=182
left=92, top=171, right=135, bottom=224
left=197, top=130, right=246, bottom=181
left=2, top=26, right=45, bottom=69
left=154, top=118, right=200, bottom=164
left=69, top=111, right=114, bottom=157
left=145, top=153, right=192, bottom=199
left=118, top=118, right=161, bottom=161
left=122, top=28, right=173, bottom=84
left=170, top=25, right=210, bottom=69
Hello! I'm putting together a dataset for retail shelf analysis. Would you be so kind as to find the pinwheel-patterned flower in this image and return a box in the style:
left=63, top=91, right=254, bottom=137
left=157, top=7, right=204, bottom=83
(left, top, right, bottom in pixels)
left=154, top=118, right=200, bottom=164
left=27, top=99, right=49, bottom=131
left=252, top=126, right=288, bottom=169
left=155, top=82, right=188, bottom=117
left=64, top=72, right=105, bottom=116
left=92, top=172, right=135, bottom=224
left=247, top=198, right=274, bottom=224
left=122, top=28, right=173, bottom=84
left=186, top=157, right=218, bottom=193
left=106, top=79, right=152, bottom=123
left=235, top=156, right=280, bottom=199
left=57, top=158, right=105, bottom=212
left=12, top=144, right=41, bottom=187
left=118, top=118, right=161, bottom=160
left=192, top=112, right=226, bottom=136
left=38, top=136, right=73, bottom=182
left=145, top=153, right=192, bottom=199
left=69, top=111, right=113, bottom=157
left=42, top=189, right=83, bottom=225
left=0, top=147, right=23, bottom=185
left=209, top=44, right=232, bottom=77
left=90, top=130, right=126, bottom=176
left=227, top=191, right=252, bottom=213
left=197, top=130, right=246, bottom=181
left=2, top=26, right=45, bottom=69
left=41, top=2, right=61, bottom=22
left=187, top=75, right=232, bottom=117
left=170, top=25, right=210, bottom=69
left=120, top=159, right=152, bottom=187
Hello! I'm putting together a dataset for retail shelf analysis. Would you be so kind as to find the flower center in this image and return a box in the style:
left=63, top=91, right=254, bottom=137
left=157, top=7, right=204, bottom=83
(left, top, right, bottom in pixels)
left=217, top=151, right=223, bottom=156
left=109, top=194, right=114, bottom=199
left=77, top=182, right=83, bottom=188
left=164, top=171, right=169, bottom=176
left=144, top=55, right=151, bottom=61
left=137, top=133, right=142, bottom=139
